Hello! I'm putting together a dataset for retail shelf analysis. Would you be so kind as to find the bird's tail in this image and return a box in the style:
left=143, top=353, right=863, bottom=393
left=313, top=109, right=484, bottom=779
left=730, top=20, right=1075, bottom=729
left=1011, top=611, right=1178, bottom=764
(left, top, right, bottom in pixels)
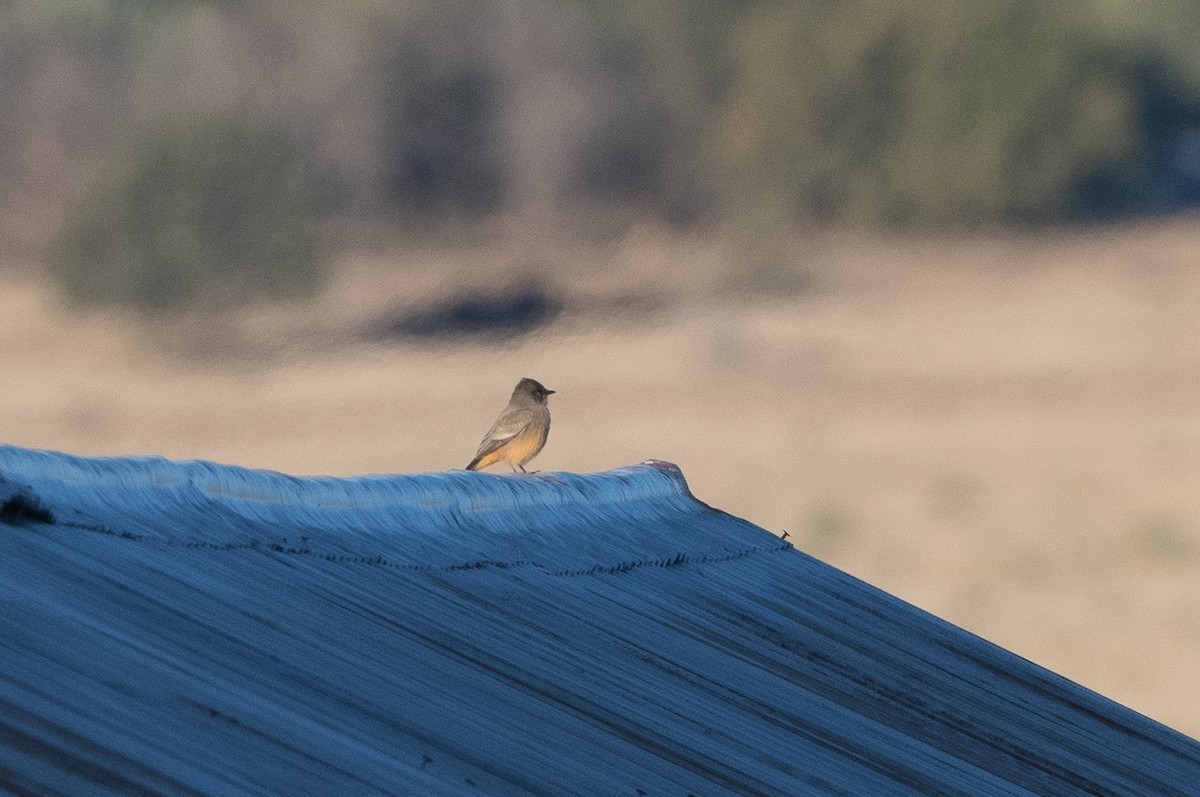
left=466, top=446, right=504, bottom=471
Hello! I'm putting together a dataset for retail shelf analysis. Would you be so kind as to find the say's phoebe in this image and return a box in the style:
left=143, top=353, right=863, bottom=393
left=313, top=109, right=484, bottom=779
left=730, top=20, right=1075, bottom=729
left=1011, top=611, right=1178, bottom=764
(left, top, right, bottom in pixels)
left=465, top=377, right=555, bottom=472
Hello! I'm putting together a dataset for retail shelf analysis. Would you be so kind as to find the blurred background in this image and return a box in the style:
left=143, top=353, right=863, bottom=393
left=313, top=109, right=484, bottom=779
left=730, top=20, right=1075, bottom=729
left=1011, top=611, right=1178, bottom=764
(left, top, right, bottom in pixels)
left=3, top=0, right=1200, bottom=736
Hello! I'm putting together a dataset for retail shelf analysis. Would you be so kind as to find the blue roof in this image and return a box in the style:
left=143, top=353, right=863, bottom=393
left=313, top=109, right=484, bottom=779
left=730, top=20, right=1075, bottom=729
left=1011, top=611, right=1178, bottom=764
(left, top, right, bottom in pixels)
left=2, top=444, right=1197, bottom=795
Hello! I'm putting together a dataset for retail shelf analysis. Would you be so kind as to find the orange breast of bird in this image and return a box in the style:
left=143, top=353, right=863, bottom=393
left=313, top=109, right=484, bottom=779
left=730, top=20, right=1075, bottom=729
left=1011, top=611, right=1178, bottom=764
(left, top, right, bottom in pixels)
left=474, top=422, right=548, bottom=470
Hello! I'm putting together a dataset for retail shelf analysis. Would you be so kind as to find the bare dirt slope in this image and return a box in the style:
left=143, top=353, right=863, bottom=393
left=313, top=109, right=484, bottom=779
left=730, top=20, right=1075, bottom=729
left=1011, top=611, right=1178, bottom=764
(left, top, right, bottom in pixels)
left=2, top=218, right=1199, bottom=738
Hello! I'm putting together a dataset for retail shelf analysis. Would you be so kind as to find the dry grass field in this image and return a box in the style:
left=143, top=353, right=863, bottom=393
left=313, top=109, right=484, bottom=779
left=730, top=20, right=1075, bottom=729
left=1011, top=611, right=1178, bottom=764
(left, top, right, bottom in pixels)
left=3, top=218, right=1200, bottom=738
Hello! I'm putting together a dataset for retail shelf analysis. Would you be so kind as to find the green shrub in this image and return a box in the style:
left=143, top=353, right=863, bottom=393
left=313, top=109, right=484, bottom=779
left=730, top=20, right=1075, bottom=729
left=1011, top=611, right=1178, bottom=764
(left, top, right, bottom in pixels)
left=52, top=111, right=327, bottom=310
left=719, top=1, right=1160, bottom=227
left=376, top=10, right=504, bottom=220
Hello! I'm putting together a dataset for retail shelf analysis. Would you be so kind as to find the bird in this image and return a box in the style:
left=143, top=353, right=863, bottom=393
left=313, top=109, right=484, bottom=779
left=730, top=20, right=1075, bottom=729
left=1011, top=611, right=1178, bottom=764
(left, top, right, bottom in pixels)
left=465, top=378, right=555, bottom=473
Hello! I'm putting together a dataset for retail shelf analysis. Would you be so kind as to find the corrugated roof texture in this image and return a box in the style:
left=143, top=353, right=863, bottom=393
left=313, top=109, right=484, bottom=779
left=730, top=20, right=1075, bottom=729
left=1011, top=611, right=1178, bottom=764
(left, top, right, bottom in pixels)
left=1, top=444, right=1197, bottom=796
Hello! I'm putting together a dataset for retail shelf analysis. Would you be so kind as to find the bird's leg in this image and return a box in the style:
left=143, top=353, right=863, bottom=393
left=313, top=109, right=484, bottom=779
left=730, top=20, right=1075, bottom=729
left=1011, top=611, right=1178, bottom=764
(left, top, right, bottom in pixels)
left=516, top=463, right=528, bottom=474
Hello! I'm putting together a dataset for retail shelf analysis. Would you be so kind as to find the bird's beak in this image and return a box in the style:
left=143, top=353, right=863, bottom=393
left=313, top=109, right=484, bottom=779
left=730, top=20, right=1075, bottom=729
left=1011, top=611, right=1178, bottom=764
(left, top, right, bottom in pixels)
left=545, top=389, right=556, bottom=395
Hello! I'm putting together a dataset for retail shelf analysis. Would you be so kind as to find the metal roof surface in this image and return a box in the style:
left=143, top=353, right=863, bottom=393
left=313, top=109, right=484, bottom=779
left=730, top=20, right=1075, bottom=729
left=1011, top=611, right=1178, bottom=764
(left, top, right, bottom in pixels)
left=1, top=444, right=1197, bottom=795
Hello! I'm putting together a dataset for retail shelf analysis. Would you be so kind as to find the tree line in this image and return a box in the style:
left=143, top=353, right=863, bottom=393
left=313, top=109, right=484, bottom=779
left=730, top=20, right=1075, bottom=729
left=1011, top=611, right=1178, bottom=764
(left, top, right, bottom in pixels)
left=2, top=1, right=1198, bottom=308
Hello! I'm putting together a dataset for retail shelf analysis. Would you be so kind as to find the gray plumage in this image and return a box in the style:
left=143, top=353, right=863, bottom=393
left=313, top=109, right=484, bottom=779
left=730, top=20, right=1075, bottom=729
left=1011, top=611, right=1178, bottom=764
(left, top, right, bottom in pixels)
left=466, top=378, right=555, bottom=472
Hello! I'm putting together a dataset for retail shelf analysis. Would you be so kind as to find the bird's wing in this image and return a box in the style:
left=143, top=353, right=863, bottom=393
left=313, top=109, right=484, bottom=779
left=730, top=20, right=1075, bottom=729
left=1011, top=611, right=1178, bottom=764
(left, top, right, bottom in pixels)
left=472, top=406, right=534, bottom=459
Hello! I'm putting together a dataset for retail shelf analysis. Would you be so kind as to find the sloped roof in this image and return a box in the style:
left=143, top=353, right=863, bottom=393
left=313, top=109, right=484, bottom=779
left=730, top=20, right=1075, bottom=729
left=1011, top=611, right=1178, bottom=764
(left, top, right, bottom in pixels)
left=1, top=444, right=1197, bottom=795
